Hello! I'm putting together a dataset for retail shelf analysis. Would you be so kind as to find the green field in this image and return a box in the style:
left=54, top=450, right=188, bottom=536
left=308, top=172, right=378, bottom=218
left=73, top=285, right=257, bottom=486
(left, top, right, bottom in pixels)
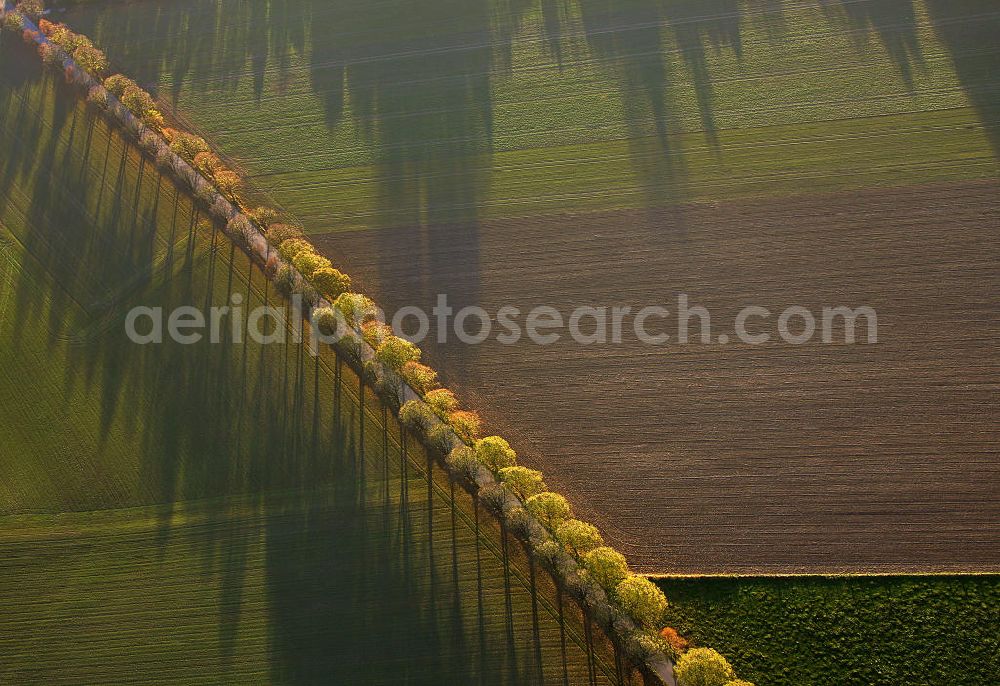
left=657, top=575, right=1000, bottom=686
left=0, top=41, right=619, bottom=685
left=66, top=0, right=1000, bottom=231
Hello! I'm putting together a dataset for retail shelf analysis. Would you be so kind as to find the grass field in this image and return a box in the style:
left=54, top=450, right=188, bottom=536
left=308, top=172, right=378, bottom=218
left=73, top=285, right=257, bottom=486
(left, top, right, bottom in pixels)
left=67, top=0, right=999, bottom=231
left=0, top=41, right=619, bottom=685
left=657, top=575, right=1000, bottom=686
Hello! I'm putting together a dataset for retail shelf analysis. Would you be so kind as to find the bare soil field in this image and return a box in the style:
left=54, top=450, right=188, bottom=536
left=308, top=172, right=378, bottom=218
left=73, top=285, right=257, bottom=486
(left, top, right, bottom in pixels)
left=317, top=179, right=1000, bottom=574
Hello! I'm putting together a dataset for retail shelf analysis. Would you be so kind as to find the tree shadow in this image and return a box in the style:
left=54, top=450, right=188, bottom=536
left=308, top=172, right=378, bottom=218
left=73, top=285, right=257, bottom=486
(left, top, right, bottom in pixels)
left=307, top=0, right=508, bottom=368
left=64, top=0, right=309, bottom=104
left=1, top=38, right=608, bottom=684
left=821, top=0, right=925, bottom=91
left=574, top=0, right=744, bottom=203
left=925, top=0, right=1000, bottom=161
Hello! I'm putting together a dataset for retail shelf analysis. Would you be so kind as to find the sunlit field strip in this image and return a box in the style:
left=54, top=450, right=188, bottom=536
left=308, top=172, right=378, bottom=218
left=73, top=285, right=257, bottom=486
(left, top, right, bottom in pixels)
left=66, top=0, right=1000, bottom=233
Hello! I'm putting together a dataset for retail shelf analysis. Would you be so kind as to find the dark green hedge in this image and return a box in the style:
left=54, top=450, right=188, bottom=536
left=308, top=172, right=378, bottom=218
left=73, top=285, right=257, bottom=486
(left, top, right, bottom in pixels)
left=656, top=575, right=1000, bottom=686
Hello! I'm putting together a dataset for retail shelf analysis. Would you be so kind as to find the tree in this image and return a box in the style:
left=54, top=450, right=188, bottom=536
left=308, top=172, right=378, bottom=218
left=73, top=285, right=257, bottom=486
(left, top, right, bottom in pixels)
left=139, top=129, right=161, bottom=156
left=361, top=320, right=393, bottom=348
left=193, top=151, right=224, bottom=176
left=248, top=206, right=278, bottom=228
left=425, top=423, right=454, bottom=454
left=333, top=292, right=379, bottom=328
left=615, top=575, right=667, bottom=627
left=445, top=445, right=478, bottom=480
left=311, top=266, right=351, bottom=299
left=425, top=388, right=458, bottom=417
left=498, top=466, right=546, bottom=500
left=723, top=681, right=755, bottom=686
left=312, top=307, right=339, bottom=337
left=104, top=74, right=136, bottom=98
left=375, top=336, right=420, bottom=371
left=399, top=400, right=438, bottom=435
left=673, top=648, right=736, bottom=686
left=291, top=249, right=332, bottom=278
left=61, top=31, right=92, bottom=54
left=120, top=85, right=156, bottom=118
left=278, top=238, right=312, bottom=262
left=37, top=42, right=62, bottom=67
left=275, top=264, right=296, bottom=296
left=525, top=492, right=571, bottom=529
left=4, top=12, right=25, bottom=32
left=449, top=410, right=481, bottom=443
left=659, top=627, right=689, bottom=656
left=265, top=223, right=302, bottom=247
left=226, top=215, right=255, bottom=246
left=16, top=0, right=45, bottom=20
left=556, top=519, right=603, bottom=557
left=213, top=169, right=242, bottom=201
left=72, top=45, right=108, bottom=76
left=401, top=361, right=438, bottom=395
left=86, top=85, right=109, bottom=110
left=168, top=131, right=209, bottom=162
left=583, top=547, right=629, bottom=592
left=142, top=109, right=165, bottom=131
left=195, top=181, right=218, bottom=207
left=473, top=436, right=516, bottom=471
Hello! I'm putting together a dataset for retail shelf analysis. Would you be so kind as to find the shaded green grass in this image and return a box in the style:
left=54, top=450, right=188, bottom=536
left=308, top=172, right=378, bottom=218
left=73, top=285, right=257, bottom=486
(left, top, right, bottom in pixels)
left=656, top=575, right=1000, bottom=686
left=0, top=44, right=315, bottom=512
left=65, top=0, right=1000, bottom=231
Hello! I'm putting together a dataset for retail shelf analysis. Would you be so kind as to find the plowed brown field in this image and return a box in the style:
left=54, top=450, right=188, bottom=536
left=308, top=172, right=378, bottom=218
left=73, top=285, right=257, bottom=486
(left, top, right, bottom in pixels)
left=317, top=179, right=1000, bottom=574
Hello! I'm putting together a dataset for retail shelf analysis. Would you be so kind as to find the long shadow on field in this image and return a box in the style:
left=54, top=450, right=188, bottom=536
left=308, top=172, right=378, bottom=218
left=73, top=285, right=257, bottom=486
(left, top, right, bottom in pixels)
left=2, top=35, right=281, bottom=656
left=307, top=0, right=520, bottom=375
left=925, top=0, right=1000, bottom=161
left=574, top=0, right=744, bottom=203
left=64, top=0, right=309, bottom=103
left=821, top=0, right=924, bottom=91
left=1, top=42, right=563, bottom=684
